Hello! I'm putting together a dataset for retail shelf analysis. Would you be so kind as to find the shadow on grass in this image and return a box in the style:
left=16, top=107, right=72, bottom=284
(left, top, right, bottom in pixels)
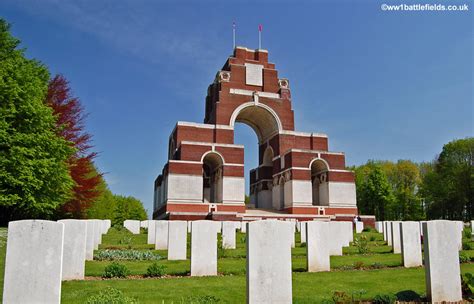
left=395, top=290, right=423, bottom=302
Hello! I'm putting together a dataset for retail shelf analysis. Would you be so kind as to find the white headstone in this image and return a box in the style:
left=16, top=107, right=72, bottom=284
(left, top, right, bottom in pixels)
left=58, top=220, right=87, bottom=280
left=306, top=221, right=330, bottom=272
left=168, top=221, right=187, bottom=260
left=140, top=220, right=148, bottom=228
left=375, top=221, right=384, bottom=233
left=147, top=220, right=156, bottom=245
left=222, top=221, right=238, bottom=249
left=155, top=221, right=169, bottom=250
left=355, top=222, right=364, bottom=233
left=341, top=221, right=353, bottom=245
left=84, top=220, right=95, bottom=260
left=471, top=220, right=474, bottom=241
left=124, top=219, right=140, bottom=234
left=241, top=221, right=247, bottom=233
left=391, top=221, right=402, bottom=254
left=385, top=221, right=392, bottom=246
left=3, top=220, right=64, bottom=304
left=296, top=221, right=301, bottom=232
left=327, top=222, right=344, bottom=256
left=300, top=221, right=307, bottom=243
left=247, top=220, right=292, bottom=303
left=93, top=219, right=102, bottom=250
left=400, top=221, right=422, bottom=268
left=187, top=221, right=192, bottom=233
left=455, top=221, right=463, bottom=250
left=102, top=219, right=111, bottom=234
left=423, top=220, right=462, bottom=303
left=191, top=220, right=221, bottom=276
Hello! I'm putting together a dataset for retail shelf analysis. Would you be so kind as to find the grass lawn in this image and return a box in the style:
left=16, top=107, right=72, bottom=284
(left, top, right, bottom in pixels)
left=1, top=225, right=473, bottom=303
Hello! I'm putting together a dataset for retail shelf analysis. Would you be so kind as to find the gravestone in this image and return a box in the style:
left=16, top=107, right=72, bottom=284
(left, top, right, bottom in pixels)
left=3, top=220, right=64, bottom=304
left=58, top=219, right=87, bottom=280
left=155, top=221, right=169, bottom=250
left=168, top=221, right=187, bottom=260
left=423, top=220, right=462, bottom=303
left=327, top=221, right=345, bottom=256
left=141, top=220, right=148, bottom=228
left=147, top=220, right=157, bottom=245
left=385, top=221, right=392, bottom=246
left=391, top=221, right=402, bottom=254
left=191, top=220, right=221, bottom=276
left=306, top=221, right=330, bottom=272
left=455, top=221, right=463, bottom=250
left=241, top=221, right=247, bottom=233
left=187, top=221, right=192, bottom=233
left=300, top=221, right=307, bottom=243
left=375, top=221, right=383, bottom=233
left=124, top=219, right=140, bottom=234
left=222, top=221, right=238, bottom=249
left=93, top=219, right=102, bottom=250
left=84, top=220, right=95, bottom=261
left=341, top=221, right=353, bottom=246
left=102, top=219, right=111, bottom=234
left=247, top=220, right=292, bottom=304
left=296, top=221, right=301, bottom=232
left=400, top=221, right=422, bottom=267
left=355, top=222, right=364, bottom=233
left=471, top=221, right=474, bottom=241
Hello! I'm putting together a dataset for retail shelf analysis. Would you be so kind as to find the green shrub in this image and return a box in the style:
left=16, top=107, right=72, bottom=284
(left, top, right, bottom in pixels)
left=146, top=262, right=166, bottom=277
left=463, top=227, right=471, bottom=240
left=95, top=249, right=162, bottom=261
left=463, top=242, right=472, bottom=250
left=102, top=262, right=130, bottom=278
left=354, top=235, right=369, bottom=254
left=86, top=287, right=137, bottom=304
left=300, top=242, right=307, bottom=248
left=459, top=252, right=471, bottom=263
left=369, top=235, right=376, bottom=242
left=462, top=273, right=474, bottom=299
left=373, top=293, right=397, bottom=304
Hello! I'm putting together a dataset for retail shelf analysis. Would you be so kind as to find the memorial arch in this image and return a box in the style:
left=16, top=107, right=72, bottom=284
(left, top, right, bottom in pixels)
left=153, top=46, right=357, bottom=220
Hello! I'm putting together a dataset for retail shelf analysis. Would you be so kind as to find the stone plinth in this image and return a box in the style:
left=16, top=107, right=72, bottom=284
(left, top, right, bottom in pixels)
left=3, top=220, right=64, bottom=304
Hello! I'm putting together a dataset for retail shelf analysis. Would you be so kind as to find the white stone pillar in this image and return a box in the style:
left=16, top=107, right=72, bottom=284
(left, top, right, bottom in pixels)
left=191, top=220, right=221, bottom=276
left=84, top=220, right=95, bottom=261
left=391, top=221, right=402, bottom=254
left=355, top=222, right=364, bottom=233
left=306, top=221, right=330, bottom=272
left=155, top=221, right=169, bottom=250
left=222, top=221, right=237, bottom=249
left=58, top=220, right=87, bottom=280
left=123, top=220, right=140, bottom=234
left=400, top=221, right=422, bottom=267
left=168, top=221, right=187, bottom=260
left=3, top=220, right=64, bottom=304
left=247, top=220, right=292, bottom=304
left=423, top=220, right=462, bottom=303
left=147, top=220, right=156, bottom=245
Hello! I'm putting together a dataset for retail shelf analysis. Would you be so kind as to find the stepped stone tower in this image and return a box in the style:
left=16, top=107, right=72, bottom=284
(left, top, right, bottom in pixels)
left=153, top=46, right=357, bottom=221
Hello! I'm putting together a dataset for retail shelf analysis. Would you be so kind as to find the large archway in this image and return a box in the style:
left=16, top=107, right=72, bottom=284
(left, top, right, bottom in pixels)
left=310, top=159, right=330, bottom=206
left=202, top=152, right=224, bottom=204
left=232, top=103, right=281, bottom=210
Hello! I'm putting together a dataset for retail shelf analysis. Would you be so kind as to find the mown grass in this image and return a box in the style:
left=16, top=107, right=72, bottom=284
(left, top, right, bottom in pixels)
left=0, top=225, right=472, bottom=303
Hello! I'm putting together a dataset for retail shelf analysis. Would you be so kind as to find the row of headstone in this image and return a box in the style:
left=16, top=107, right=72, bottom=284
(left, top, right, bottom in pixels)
left=3, top=218, right=111, bottom=304
left=123, top=219, right=140, bottom=234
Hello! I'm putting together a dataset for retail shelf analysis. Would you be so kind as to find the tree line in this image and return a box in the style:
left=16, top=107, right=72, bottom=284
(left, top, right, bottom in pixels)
left=0, top=19, right=146, bottom=225
left=353, top=137, right=473, bottom=221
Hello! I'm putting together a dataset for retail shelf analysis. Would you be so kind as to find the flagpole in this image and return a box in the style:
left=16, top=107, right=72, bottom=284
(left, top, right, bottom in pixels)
left=258, top=24, right=262, bottom=49
left=232, top=22, right=236, bottom=49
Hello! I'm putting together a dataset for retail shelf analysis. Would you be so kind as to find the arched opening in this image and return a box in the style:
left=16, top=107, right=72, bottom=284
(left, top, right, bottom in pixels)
left=232, top=103, right=281, bottom=210
left=310, top=159, right=329, bottom=206
left=202, top=152, right=224, bottom=204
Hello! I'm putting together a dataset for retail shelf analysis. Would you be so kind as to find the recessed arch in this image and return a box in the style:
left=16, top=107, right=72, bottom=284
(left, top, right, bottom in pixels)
left=262, top=146, right=274, bottom=167
left=200, top=150, right=225, bottom=165
left=229, top=102, right=282, bottom=143
left=202, top=152, right=224, bottom=204
left=310, top=158, right=329, bottom=206
left=309, top=158, right=330, bottom=173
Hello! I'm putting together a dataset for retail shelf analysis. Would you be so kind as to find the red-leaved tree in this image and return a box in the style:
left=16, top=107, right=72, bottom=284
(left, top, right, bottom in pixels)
left=46, top=75, right=103, bottom=218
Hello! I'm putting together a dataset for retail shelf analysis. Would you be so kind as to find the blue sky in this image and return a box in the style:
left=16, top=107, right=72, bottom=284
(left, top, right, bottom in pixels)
left=1, top=0, right=472, bottom=217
